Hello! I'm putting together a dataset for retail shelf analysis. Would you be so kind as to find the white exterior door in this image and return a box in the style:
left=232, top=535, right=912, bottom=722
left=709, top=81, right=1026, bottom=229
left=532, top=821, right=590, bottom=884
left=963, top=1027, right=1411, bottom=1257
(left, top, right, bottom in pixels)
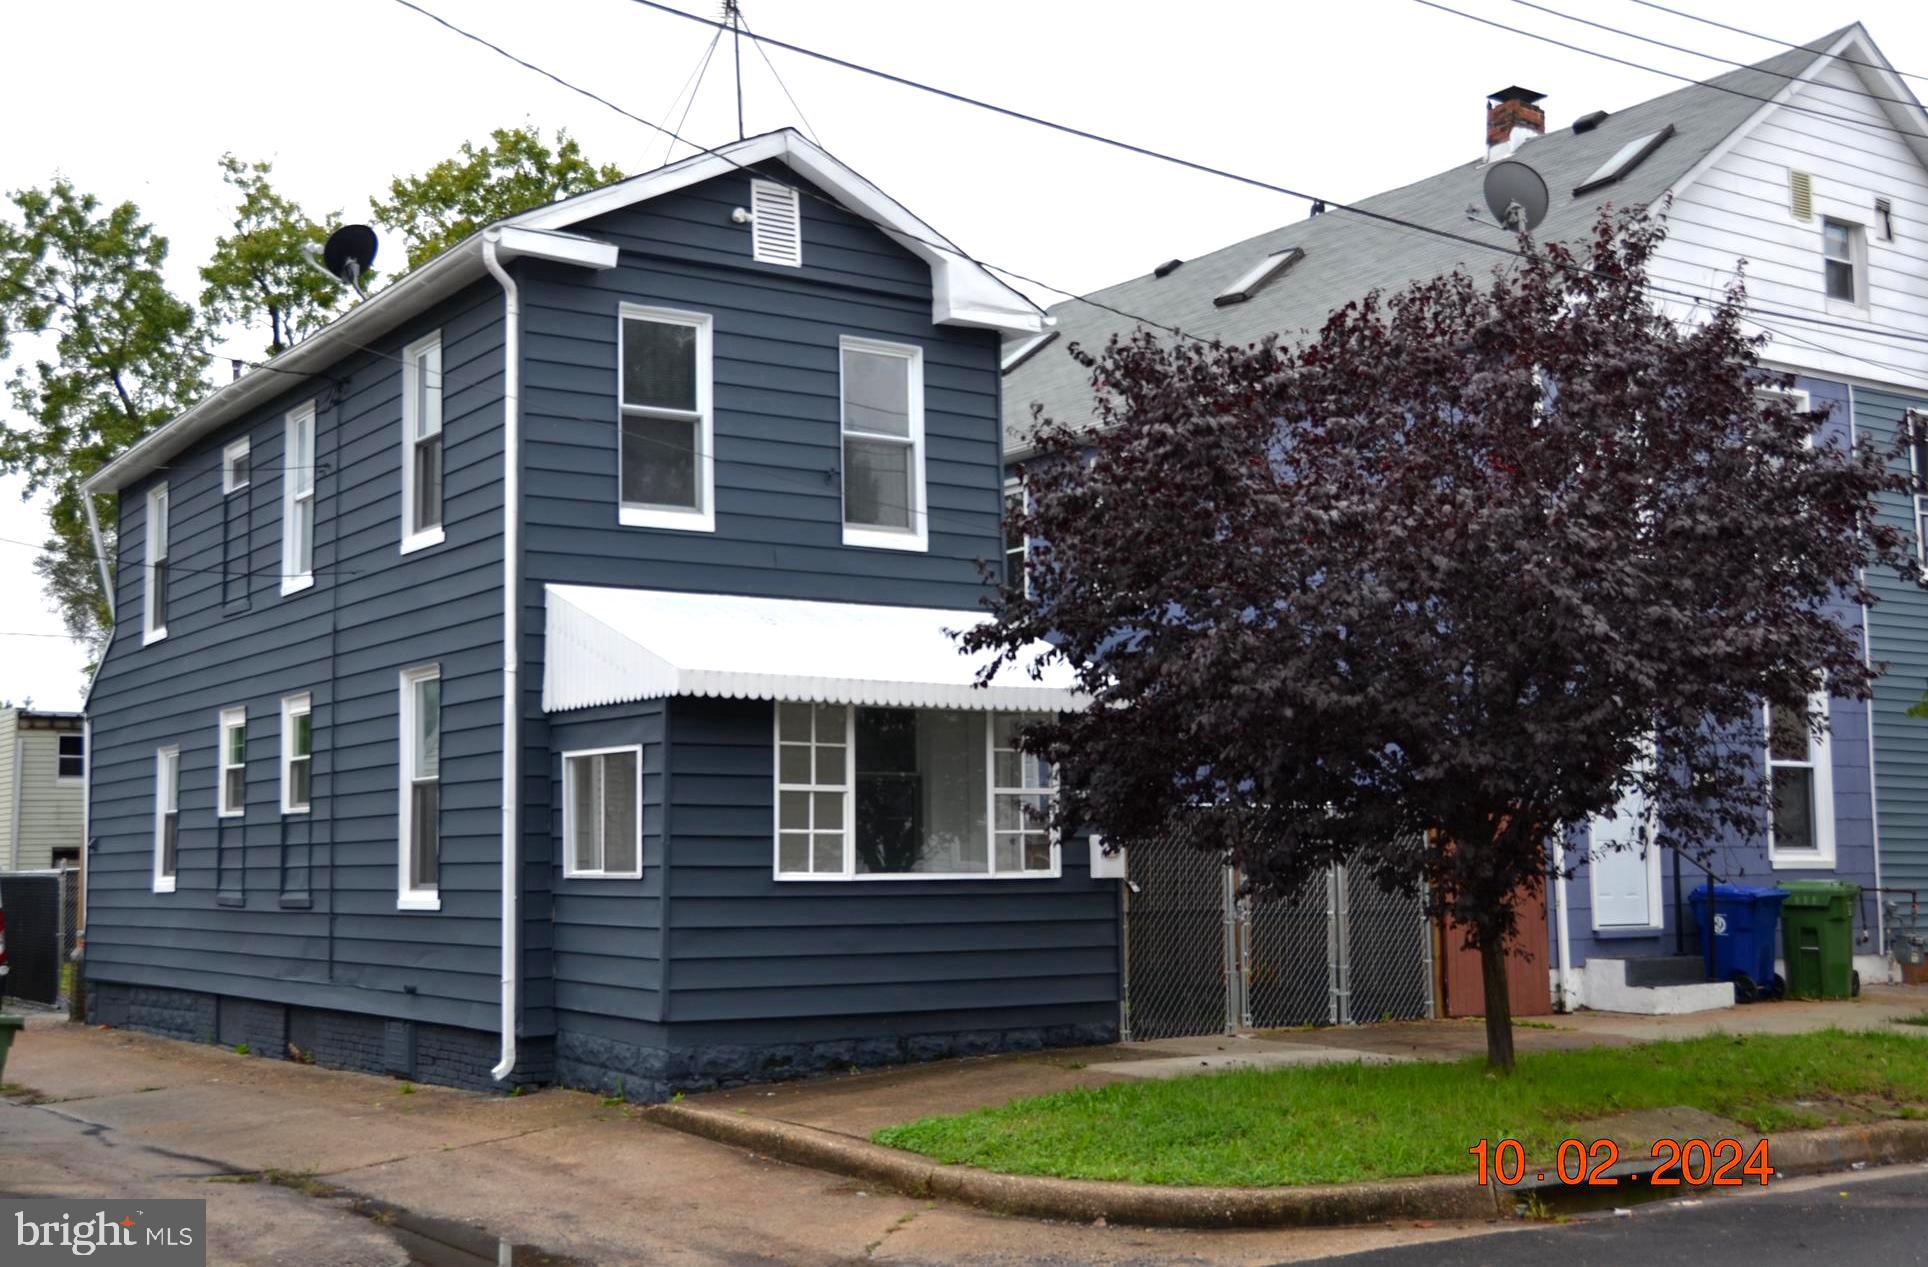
left=1590, top=787, right=1656, bottom=929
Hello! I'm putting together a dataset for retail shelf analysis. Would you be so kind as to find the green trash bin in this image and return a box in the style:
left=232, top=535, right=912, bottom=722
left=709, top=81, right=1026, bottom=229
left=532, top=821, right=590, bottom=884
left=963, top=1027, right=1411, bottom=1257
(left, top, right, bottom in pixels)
left=1778, top=881, right=1860, bottom=999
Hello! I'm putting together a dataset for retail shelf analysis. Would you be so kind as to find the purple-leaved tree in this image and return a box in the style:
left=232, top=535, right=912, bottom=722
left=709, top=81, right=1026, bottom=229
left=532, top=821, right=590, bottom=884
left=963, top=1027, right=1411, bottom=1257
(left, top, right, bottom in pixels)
left=967, top=209, right=1922, bottom=1071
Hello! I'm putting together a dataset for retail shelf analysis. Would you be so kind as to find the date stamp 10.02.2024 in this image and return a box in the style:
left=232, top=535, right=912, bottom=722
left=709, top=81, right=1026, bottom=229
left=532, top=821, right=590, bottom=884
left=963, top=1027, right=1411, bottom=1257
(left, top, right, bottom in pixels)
left=1469, top=1137, right=1773, bottom=1187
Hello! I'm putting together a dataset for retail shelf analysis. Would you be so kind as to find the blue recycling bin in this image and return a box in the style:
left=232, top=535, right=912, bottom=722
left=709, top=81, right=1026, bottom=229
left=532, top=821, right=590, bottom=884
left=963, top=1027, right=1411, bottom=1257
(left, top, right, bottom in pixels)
left=1689, top=884, right=1789, bottom=1001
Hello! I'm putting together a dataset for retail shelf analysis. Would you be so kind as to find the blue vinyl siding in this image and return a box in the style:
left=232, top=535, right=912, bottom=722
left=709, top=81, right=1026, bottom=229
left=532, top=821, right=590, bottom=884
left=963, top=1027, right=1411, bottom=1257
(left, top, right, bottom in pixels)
left=85, top=279, right=510, bottom=1031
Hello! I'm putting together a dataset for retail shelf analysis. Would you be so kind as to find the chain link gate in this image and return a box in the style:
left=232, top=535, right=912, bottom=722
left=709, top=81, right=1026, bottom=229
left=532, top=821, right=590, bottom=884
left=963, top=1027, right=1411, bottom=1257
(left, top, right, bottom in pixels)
left=1123, top=834, right=1433, bottom=1040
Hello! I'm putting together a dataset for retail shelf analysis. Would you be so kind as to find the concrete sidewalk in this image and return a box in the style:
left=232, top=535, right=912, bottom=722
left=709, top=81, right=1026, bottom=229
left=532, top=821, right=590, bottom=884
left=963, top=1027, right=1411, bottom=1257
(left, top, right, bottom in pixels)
left=0, top=1017, right=1488, bottom=1265
left=687, top=984, right=1928, bottom=1140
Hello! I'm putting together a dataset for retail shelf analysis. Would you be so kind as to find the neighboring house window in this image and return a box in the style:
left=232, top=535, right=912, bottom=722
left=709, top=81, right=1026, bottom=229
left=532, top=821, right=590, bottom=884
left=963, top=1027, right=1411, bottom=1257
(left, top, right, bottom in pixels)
left=398, top=664, right=441, bottom=908
left=143, top=483, right=169, bottom=644
left=1822, top=219, right=1863, bottom=305
left=401, top=332, right=445, bottom=553
left=153, top=746, right=180, bottom=893
left=840, top=338, right=927, bottom=552
left=217, top=706, right=247, bottom=818
left=281, top=693, right=312, bottom=814
left=1908, top=411, right=1928, bottom=561
left=1766, top=694, right=1835, bottom=867
left=1003, top=477, right=1028, bottom=596
left=283, top=402, right=317, bottom=594
left=563, top=747, right=641, bottom=878
left=56, top=733, right=85, bottom=781
left=223, top=437, right=251, bottom=493
left=617, top=305, right=714, bottom=532
left=774, top=705, right=1057, bottom=879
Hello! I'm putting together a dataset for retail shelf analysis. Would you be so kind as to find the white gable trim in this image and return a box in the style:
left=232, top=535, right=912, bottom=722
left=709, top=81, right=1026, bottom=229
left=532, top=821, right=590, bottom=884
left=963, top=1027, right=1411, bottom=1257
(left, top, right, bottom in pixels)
left=509, top=130, right=1043, bottom=336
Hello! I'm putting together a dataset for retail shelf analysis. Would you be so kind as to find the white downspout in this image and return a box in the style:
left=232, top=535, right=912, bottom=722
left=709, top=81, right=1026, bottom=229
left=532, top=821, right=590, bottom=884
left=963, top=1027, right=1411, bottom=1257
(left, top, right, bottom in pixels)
left=482, top=233, right=521, bottom=1083
left=1552, top=837, right=1575, bottom=1012
left=83, top=491, right=114, bottom=625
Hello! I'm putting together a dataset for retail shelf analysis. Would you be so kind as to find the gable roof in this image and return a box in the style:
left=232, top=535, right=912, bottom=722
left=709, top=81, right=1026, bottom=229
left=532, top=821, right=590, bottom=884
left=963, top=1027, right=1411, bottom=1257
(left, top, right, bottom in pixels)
left=1001, top=26, right=1913, bottom=458
left=86, top=129, right=1043, bottom=497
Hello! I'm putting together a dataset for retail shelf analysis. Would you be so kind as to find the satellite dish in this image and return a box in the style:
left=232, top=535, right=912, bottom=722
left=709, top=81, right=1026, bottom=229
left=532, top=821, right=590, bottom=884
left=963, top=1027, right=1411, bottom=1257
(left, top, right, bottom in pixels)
left=1482, top=160, right=1549, bottom=233
left=321, top=224, right=379, bottom=295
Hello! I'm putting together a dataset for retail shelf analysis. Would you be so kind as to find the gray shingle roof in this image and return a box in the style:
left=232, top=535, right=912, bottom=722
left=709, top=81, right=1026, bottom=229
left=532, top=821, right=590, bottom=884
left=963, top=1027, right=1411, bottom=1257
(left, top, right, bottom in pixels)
left=1002, top=30, right=1856, bottom=457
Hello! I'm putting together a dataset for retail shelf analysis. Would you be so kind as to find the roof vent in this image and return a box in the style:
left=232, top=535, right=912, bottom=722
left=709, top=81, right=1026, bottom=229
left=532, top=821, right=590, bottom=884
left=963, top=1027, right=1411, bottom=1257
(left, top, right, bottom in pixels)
left=1214, top=247, right=1305, bottom=307
left=1573, top=124, right=1675, bottom=195
left=1153, top=258, right=1184, bottom=279
left=748, top=179, right=802, bottom=267
left=1790, top=170, right=1814, bottom=221
left=1572, top=110, right=1609, bottom=134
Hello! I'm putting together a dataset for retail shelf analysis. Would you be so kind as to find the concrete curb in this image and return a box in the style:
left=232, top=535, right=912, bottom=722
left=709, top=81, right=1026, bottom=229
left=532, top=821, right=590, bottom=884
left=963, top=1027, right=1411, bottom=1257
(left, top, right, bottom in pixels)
left=650, top=1105, right=1928, bottom=1228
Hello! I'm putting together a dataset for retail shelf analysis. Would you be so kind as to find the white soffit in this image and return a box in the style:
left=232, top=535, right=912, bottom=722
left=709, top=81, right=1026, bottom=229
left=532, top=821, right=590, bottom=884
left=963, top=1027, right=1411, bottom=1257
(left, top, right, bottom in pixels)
left=543, top=584, right=1082, bottom=714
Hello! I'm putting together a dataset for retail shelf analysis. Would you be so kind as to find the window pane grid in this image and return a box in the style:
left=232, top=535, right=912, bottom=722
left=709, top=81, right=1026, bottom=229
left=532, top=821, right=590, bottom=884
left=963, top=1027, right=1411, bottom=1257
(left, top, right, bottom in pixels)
left=840, top=341, right=922, bottom=540
left=219, top=714, right=246, bottom=816
left=401, top=669, right=440, bottom=900
left=620, top=313, right=707, bottom=516
left=777, top=704, right=848, bottom=875
left=1766, top=698, right=1826, bottom=858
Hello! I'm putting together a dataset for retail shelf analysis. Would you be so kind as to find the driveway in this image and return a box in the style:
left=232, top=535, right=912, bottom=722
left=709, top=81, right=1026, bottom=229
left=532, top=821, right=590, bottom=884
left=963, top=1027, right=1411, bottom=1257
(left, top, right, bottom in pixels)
left=0, top=1019, right=1488, bottom=1265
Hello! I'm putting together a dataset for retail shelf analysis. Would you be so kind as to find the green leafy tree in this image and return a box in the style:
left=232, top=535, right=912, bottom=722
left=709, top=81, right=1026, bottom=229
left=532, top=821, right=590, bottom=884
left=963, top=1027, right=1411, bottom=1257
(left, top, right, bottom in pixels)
left=199, top=155, right=346, bottom=357
left=372, top=126, right=625, bottom=271
left=0, top=181, right=208, bottom=656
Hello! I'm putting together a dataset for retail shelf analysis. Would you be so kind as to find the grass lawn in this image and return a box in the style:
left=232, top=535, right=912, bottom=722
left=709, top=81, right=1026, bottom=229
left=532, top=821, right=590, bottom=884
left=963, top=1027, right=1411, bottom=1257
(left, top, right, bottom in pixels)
left=872, top=1030, right=1928, bottom=1187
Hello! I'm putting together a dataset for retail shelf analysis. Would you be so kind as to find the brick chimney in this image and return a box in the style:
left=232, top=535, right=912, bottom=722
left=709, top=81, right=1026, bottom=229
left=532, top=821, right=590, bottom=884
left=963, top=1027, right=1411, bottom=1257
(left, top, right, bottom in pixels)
left=1486, top=86, right=1546, bottom=161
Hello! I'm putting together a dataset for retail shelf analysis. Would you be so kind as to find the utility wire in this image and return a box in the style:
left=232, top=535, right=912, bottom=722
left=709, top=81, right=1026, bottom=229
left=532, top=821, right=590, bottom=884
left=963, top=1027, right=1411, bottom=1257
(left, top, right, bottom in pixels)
left=1511, top=0, right=1927, bottom=109
left=739, top=9, right=822, bottom=146
left=1623, top=0, right=1928, bottom=86
left=654, top=24, right=724, bottom=168
left=0, top=533, right=364, bottom=578
left=1408, top=0, right=1926, bottom=142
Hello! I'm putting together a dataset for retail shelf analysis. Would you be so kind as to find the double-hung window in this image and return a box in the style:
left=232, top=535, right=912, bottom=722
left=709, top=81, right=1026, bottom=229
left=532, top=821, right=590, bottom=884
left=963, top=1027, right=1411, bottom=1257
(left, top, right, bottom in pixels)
left=402, top=332, right=445, bottom=552
left=1908, top=411, right=1928, bottom=562
left=840, top=338, right=926, bottom=551
left=563, top=748, right=641, bottom=878
left=398, top=665, right=441, bottom=908
left=217, top=707, right=247, bottom=818
left=1766, top=694, right=1835, bottom=867
left=153, top=746, right=180, bottom=893
left=775, top=705, right=1056, bottom=879
left=1003, top=478, right=1029, bottom=596
left=618, top=305, right=713, bottom=532
left=57, top=733, right=85, bottom=780
left=283, top=403, right=316, bottom=594
left=281, top=693, right=312, bottom=814
left=143, top=484, right=169, bottom=644
left=1822, top=219, right=1864, bottom=307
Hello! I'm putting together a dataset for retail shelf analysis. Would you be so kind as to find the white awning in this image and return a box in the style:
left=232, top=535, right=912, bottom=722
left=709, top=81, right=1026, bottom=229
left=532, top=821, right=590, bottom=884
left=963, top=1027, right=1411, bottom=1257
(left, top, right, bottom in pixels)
left=542, top=585, right=1082, bottom=714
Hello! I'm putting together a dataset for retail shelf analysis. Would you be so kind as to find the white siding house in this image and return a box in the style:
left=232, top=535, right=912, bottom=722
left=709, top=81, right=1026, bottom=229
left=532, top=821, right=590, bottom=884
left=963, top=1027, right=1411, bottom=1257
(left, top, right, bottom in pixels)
left=1, top=708, right=86, bottom=871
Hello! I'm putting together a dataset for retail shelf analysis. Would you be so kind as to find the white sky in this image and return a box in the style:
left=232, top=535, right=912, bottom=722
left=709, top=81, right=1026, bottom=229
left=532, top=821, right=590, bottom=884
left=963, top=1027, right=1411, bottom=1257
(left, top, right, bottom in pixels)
left=3, top=0, right=1924, bottom=709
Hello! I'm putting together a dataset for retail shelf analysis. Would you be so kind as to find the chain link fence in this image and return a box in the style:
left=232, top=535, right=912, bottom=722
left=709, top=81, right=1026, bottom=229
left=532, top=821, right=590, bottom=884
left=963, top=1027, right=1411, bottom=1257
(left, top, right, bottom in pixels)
left=1123, top=833, right=1433, bottom=1039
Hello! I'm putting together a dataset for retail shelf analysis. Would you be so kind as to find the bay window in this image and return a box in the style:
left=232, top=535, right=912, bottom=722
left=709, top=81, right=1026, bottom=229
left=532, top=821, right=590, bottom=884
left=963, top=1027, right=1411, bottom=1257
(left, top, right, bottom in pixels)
left=775, top=704, right=1055, bottom=879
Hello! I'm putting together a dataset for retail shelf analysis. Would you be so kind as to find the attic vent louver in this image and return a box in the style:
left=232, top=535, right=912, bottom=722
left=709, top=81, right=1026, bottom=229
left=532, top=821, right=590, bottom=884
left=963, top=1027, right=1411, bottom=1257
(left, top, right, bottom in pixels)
left=1214, top=247, right=1305, bottom=307
left=1790, top=170, right=1813, bottom=221
left=1573, top=124, right=1675, bottom=195
left=749, top=179, right=802, bottom=267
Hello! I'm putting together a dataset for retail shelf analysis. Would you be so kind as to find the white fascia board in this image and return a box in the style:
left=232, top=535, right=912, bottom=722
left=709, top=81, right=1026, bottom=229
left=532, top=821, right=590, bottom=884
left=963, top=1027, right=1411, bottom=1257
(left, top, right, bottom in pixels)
left=489, top=225, right=619, bottom=271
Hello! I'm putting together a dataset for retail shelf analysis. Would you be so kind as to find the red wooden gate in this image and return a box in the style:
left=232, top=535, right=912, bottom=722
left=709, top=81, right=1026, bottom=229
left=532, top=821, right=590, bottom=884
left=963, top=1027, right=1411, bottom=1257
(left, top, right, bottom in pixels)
left=1438, top=885, right=1553, bottom=1018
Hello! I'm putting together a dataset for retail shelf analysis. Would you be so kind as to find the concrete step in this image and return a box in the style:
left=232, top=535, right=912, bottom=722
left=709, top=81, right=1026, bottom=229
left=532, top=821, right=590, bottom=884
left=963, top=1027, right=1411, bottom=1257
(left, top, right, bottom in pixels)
left=1585, top=957, right=1736, bottom=1016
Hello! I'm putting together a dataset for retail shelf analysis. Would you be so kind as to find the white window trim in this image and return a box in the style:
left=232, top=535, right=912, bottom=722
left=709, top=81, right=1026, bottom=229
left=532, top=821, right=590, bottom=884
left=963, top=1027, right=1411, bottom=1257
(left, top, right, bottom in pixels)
left=217, top=706, right=247, bottom=819
left=280, top=692, right=312, bottom=816
left=1821, top=217, right=1868, bottom=316
left=223, top=437, right=251, bottom=494
left=839, top=337, right=928, bottom=553
left=282, top=402, right=317, bottom=595
left=771, top=705, right=1061, bottom=882
left=561, top=745, right=645, bottom=879
left=143, top=483, right=168, bottom=645
left=1905, top=410, right=1928, bottom=564
left=398, top=663, right=442, bottom=910
left=401, top=331, right=447, bottom=555
left=616, top=304, right=715, bottom=534
left=153, top=745, right=180, bottom=894
left=54, top=733, right=85, bottom=783
left=1003, top=476, right=1030, bottom=597
left=1766, top=693, right=1837, bottom=869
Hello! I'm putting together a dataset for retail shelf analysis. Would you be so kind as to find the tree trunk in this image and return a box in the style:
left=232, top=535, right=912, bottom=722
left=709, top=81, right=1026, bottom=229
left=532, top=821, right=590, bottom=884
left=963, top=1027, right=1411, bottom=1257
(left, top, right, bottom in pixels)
left=1478, top=930, right=1517, bottom=1073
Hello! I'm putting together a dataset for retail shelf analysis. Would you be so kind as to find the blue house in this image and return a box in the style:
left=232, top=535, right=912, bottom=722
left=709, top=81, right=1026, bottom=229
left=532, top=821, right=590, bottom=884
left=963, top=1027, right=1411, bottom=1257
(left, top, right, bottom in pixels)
left=77, top=130, right=1120, bottom=1096
left=1002, top=26, right=1924, bottom=1017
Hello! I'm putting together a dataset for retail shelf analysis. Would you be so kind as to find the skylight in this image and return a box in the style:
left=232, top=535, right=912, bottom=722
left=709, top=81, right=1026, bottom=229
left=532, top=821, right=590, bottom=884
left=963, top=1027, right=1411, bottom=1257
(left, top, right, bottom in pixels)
left=1213, top=247, right=1305, bottom=307
left=1573, top=124, right=1675, bottom=195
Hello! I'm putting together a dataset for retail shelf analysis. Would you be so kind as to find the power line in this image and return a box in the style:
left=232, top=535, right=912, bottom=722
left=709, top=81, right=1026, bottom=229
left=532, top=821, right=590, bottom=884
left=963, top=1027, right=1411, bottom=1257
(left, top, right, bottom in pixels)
left=612, top=0, right=1928, bottom=351
left=1408, top=0, right=1926, bottom=142
left=0, top=533, right=364, bottom=579
left=1622, top=1, right=1928, bottom=86
left=1511, top=0, right=1925, bottom=109
left=739, top=9, right=822, bottom=147
left=653, top=23, right=724, bottom=168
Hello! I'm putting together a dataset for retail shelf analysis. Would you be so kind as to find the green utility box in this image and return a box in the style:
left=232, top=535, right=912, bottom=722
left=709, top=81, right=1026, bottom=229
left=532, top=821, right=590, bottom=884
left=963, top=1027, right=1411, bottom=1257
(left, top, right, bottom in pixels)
left=1778, top=881, right=1860, bottom=999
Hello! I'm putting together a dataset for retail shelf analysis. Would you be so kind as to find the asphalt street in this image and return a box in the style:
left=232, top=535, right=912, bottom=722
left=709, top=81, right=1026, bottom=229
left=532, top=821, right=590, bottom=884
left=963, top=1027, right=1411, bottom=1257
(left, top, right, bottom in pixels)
left=1324, top=1164, right=1928, bottom=1266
